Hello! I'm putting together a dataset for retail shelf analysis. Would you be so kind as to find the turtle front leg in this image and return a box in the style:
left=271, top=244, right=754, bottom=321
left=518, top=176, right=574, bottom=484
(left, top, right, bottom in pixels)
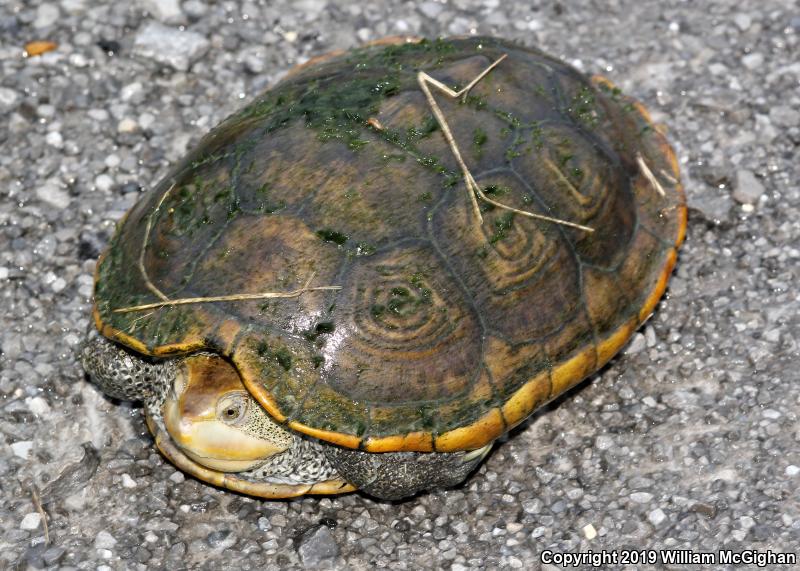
left=323, top=443, right=493, bottom=500
left=80, top=326, right=175, bottom=406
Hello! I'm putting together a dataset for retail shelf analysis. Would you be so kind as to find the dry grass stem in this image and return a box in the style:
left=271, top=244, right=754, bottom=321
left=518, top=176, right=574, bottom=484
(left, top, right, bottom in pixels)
left=636, top=153, right=667, bottom=197
left=417, top=54, right=594, bottom=233
left=114, top=273, right=341, bottom=313
left=31, top=485, right=49, bottom=545
left=139, top=182, right=175, bottom=301
left=659, top=168, right=679, bottom=185
left=121, top=180, right=343, bottom=315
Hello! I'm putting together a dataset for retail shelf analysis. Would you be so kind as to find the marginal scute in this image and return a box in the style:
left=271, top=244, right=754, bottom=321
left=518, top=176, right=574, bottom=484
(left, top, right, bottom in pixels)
left=614, top=228, right=673, bottom=321
left=289, top=381, right=371, bottom=444
left=582, top=267, right=633, bottom=336
left=639, top=248, right=678, bottom=323
left=432, top=367, right=499, bottom=436
left=363, top=431, right=433, bottom=453
left=596, top=317, right=637, bottom=367
left=93, top=36, right=685, bottom=452
left=482, top=337, right=548, bottom=402
left=549, top=344, right=597, bottom=399
left=501, top=370, right=550, bottom=429
left=434, top=407, right=505, bottom=452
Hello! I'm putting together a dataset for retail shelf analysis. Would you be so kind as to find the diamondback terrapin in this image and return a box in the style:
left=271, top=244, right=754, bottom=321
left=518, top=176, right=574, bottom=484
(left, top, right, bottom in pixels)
left=82, top=36, right=686, bottom=500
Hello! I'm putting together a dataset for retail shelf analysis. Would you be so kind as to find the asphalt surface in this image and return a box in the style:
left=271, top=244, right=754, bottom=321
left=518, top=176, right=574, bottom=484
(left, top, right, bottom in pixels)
left=1, top=0, right=799, bottom=569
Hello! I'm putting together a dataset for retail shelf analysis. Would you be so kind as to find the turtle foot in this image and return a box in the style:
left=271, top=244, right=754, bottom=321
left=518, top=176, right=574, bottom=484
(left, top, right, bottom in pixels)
left=323, top=443, right=492, bottom=500
left=80, top=326, right=174, bottom=404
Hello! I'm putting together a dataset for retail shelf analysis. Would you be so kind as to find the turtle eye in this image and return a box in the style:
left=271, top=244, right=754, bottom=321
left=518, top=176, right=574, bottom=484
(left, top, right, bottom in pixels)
left=216, top=393, right=248, bottom=426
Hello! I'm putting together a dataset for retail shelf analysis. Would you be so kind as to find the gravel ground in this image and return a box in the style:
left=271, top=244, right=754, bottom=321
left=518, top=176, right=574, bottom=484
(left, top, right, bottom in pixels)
left=1, top=0, right=799, bottom=569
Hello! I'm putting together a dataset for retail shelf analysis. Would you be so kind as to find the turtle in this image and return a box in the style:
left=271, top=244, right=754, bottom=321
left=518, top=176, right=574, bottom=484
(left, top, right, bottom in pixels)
left=81, top=36, right=686, bottom=500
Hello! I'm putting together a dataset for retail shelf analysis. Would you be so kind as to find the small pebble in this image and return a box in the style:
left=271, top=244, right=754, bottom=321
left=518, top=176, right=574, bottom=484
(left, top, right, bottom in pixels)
left=42, top=546, right=65, bottom=565
left=206, top=530, right=237, bottom=550
left=522, top=499, right=542, bottom=514
left=20, top=513, right=41, bottom=530
left=34, top=4, right=60, bottom=28
left=139, top=0, right=183, bottom=22
left=36, top=183, right=71, bottom=209
left=298, top=525, right=339, bottom=567
left=27, top=396, right=51, bottom=416
left=648, top=509, right=667, bottom=526
left=595, top=435, right=614, bottom=450
left=0, top=87, right=19, bottom=111
left=419, top=1, right=445, bottom=18
left=733, top=169, right=765, bottom=204
left=45, top=131, right=63, bottom=148
left=741, top=53, right=764, bottom=70
left=95, top=530, right=117, bottom=550
left=739, top=516, right=756, bottom=530
left=117, top=118, right=139, bottom=133
left=733, top=13, right=752, bottom=30
left=182, top=0, right=208, bottom=18
left=769, top=105, right=800, bottom=127
left=133, top=22, right=210, bottom=71
left=625, top=333, right=646, bottom=355
left=120, top=82, right=143, bottom=101
left=11, top=441, right=33, bottom=459
left=630, top=492, right=654, bottom=503
left=530, top=526, right=547, bottom=539
left=94, top=174, right=115, bottom=192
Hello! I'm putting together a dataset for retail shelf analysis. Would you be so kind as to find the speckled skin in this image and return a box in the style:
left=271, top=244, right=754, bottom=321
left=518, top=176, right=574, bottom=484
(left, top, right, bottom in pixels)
left=81, top=327, right=173, bottom=409
left=89, top=36, right=684, bottom=486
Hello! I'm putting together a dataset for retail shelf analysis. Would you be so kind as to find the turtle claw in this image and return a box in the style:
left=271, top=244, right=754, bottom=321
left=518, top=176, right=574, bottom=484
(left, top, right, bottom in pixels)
left=462, top=443, right=493, bottom=463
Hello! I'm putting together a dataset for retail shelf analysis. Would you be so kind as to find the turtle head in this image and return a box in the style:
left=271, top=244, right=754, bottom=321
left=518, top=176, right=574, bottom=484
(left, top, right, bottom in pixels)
left=163, top=354, right=293, bottom=472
